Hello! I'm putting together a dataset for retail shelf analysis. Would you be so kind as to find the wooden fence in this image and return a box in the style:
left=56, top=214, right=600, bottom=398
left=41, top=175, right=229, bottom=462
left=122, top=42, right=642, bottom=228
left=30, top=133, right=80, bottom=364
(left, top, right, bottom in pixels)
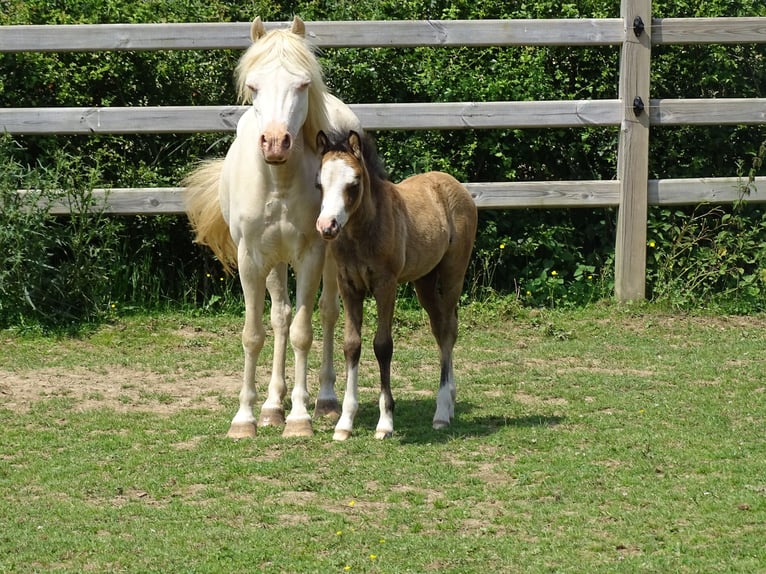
left=2, top=0, right=765, bottom=300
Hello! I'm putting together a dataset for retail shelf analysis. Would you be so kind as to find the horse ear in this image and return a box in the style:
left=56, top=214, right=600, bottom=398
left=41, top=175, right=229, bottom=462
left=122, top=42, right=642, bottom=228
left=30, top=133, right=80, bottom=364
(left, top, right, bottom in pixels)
left=348, top=131, right=363, bottom=160
left=290, top=16, right=306, bottom=37
left=251, top=17, right=266, bottom=41
left=316, top=130, right=329, bottom=154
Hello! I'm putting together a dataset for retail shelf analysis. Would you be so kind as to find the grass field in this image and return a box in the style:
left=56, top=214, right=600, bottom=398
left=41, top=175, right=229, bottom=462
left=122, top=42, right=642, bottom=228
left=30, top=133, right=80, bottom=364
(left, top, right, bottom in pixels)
left=1, top=301, right=765, bottom=573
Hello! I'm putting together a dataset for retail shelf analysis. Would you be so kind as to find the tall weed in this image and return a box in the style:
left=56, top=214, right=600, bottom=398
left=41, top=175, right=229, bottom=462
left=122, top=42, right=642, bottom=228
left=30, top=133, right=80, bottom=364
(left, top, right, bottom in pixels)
left=646, top=139, right=766, bottom=313
left=0, top=136, right=120, bottom=331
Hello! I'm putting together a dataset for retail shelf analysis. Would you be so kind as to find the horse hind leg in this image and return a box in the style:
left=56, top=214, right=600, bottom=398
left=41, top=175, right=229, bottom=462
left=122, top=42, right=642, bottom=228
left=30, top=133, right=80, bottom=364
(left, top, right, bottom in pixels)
left=414, top=269, right=460, bottom=430
left=314, top=254, right=341, bottom=420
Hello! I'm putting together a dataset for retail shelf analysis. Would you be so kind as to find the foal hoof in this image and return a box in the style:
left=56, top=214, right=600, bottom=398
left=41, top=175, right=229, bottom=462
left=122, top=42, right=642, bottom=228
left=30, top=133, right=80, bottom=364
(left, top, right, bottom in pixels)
left=314, top=398, right=341, bottom=420
left=333, top=429, right=352, bottom=441
left=432, top=419, right=451, bottom=430
left=283, top=418, right=313, bottom=438
left=227, top=422, right=257, bottom=439
left=258, top=408, right=286, bottom=427
left=374, top=429, right=393, bottom=440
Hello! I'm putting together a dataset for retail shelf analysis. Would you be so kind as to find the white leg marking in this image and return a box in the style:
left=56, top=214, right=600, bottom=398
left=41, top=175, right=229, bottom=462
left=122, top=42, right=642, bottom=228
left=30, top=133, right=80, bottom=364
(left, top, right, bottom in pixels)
left=375, top=392, right=394, bottom=439
left=334, top=364, right=359, bottom=441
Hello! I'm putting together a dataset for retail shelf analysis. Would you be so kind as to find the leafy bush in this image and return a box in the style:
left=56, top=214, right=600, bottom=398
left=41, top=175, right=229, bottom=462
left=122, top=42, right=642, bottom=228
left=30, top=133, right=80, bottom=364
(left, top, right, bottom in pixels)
left=1, top=0, right=765, bottom=327
left=0, top=136, right=121, bottom=330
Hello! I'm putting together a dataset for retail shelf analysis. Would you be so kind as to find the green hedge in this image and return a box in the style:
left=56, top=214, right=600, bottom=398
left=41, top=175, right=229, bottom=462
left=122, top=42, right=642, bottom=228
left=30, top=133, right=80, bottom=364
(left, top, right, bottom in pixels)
left=1, top=0, right=765, bottom=328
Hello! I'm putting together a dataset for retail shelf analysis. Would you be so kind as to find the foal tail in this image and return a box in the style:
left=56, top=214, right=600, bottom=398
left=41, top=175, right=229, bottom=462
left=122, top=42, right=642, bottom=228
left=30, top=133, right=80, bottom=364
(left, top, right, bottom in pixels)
left=183, top=159, right=238, bottom=274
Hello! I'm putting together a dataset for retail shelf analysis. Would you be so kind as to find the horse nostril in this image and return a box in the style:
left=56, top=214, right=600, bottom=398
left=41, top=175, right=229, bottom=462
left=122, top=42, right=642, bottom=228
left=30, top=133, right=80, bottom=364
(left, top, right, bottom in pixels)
left=282, top=134, right=292, bottom=151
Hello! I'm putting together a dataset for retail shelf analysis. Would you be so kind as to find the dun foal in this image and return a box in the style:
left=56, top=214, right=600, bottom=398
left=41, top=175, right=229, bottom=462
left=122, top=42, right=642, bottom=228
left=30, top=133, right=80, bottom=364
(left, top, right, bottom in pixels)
left=316, top=130, right=478, bottom=440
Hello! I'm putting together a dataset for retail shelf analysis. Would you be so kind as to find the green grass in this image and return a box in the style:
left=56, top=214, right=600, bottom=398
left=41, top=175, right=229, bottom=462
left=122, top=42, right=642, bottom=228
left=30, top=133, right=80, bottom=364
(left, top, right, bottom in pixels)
left=1, top=301, right=765, bottom=573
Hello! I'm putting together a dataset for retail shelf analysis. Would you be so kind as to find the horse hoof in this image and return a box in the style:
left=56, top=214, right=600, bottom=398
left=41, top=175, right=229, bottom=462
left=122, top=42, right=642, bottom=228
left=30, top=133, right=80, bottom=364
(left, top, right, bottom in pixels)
left=227, top=422, right=257, bottom=439
left=333, top=429, right=352, bottom=441
left=258, top=408, right=286, bottom=427
left=314, top=398, right=341, bottom=420
left=432, top=419, right=451, bottom=430
left=374, top=429, right=393, bottom=440
left=283, top=418, right=313, bottom=438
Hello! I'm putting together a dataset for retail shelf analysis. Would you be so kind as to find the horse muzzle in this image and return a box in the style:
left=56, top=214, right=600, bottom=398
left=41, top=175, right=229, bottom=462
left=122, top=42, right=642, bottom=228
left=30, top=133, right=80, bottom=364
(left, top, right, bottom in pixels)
left=316, top=216, right=341, bottom=240
left=260, top=128, right=293, bottom=164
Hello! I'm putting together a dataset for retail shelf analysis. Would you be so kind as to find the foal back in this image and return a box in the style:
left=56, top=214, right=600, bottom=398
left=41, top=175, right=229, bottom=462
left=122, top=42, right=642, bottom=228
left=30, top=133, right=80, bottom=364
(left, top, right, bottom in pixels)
left=389, top=171, right=478, bottom=285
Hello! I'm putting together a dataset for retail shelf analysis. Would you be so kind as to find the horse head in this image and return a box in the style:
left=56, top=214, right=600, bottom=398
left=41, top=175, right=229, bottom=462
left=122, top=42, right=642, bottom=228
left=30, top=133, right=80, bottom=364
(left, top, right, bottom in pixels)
left=315, top=130, right=367, bottom=239
left=237, top=17, right=323, bottom=164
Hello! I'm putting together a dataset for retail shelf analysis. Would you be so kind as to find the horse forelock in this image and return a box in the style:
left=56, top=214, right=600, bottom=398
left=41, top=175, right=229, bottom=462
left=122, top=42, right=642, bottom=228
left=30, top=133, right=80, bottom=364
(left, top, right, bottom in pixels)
left=320, top=130, right=388, bottom=183
left=235, top=27, right=330, bottom=143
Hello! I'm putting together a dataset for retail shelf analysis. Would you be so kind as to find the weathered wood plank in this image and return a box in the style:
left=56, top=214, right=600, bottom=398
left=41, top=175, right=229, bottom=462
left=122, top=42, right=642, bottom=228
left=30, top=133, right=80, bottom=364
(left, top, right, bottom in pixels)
left=30, top=188, right=186, bottom=215
left=0, top=19, right=624, bottom=53
left=653, top=17, right=766, bottom=45
left=5, top=99, right=765, bottom=135
left=35, top=177, right=766, bottom=215
left=0, top=101, right=624, bottom=134
left=353, top=101, right=622, bottom=130
left=651, top=98, right=766, bottom=125
left=0, top=106, right=245, bottom=134
left=467, top=181, right=619, bottom=208
left=649, top=177, right=766, bottom=205
left=615, top=0, right=652, bottom=302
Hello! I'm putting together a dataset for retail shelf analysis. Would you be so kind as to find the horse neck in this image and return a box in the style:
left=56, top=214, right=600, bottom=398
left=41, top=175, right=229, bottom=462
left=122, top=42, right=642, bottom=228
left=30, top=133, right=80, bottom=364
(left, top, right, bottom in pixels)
left=346, top=167, right=388, bottom=234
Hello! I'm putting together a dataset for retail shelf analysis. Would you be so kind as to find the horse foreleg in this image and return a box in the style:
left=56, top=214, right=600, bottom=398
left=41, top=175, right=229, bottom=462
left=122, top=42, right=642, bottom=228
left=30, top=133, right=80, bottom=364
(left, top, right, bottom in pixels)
left=372, top=284, right=397, bottom=440
left=314, top=253, right=341, bottom=419
left=282, top=254, right=323, bottom=438
left=228, top=255, right=267, bottom=439
left=333, top=291, right=364, bottom=441
left=259, top=264, right=290, bottom=427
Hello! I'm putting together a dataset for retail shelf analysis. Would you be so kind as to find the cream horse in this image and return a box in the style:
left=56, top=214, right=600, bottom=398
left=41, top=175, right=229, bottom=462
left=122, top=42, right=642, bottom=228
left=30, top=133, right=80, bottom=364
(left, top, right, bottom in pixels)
left=185, top=17, right=361, bottom=438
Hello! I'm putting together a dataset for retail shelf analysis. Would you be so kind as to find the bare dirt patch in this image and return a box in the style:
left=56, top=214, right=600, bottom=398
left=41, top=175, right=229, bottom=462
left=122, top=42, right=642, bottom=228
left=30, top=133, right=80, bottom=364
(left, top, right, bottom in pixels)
left=0, top=367, right=238, bottom=414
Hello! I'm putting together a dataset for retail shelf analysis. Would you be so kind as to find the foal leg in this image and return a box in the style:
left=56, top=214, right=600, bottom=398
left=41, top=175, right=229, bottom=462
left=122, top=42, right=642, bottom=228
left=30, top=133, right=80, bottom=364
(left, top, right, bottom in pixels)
left=372, top=283, right=397, bottom=439
left=259, top=264, right=290, bottom=427
left=414, top=270, right=459, bottom=429
left=314, top=253, right=341, bottom=419
left=228, top=254, right=268, bottom=439
left=333, top=290, right=364, bottom=441
left=283, top=249, right=324, bottom=438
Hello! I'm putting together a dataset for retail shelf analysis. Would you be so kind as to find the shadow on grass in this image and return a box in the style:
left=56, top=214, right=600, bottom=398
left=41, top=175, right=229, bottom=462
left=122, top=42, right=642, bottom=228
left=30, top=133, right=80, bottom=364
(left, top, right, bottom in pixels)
left=350, top=396, right=564, bottom=445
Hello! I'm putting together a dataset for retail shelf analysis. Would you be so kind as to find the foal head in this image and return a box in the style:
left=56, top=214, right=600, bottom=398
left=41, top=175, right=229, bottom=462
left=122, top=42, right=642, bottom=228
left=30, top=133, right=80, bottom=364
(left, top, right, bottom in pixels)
left=315, top=130, right=372, bottom=240
left=235, top=17, right=329, bottom=164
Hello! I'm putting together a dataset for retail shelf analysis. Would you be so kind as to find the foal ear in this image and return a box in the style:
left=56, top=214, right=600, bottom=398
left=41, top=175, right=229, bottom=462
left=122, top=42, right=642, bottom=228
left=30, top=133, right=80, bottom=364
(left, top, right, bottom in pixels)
left=251, top=17, right=266, bottom=41
left=348, top=131, right=363, bottom=160
left=316, top=130, right=329, bottom=154
left=290, top=16, right=306, bottom=37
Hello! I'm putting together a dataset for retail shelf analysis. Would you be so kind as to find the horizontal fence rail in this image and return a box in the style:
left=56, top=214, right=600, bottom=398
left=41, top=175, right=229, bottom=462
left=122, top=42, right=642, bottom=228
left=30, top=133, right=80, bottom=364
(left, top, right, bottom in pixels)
left=28, top=176, right=766, bottom=215
left=2, top=18, right=765, bottom=52
left=4, top=99, right=766, bottom=135
left=2, top=11, right=765, bottom=300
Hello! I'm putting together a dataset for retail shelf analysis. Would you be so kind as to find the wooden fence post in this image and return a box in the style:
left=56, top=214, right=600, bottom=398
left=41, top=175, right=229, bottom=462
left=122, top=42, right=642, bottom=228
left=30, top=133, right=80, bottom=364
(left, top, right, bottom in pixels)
left=615, top=0, right=652, bottom=301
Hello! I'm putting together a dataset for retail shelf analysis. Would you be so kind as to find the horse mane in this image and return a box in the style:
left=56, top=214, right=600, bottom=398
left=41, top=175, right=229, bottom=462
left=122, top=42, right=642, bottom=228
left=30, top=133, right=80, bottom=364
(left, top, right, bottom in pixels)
left=235, top=25, right=330, bottom=150
left=322, top=130, right=389, bottom=184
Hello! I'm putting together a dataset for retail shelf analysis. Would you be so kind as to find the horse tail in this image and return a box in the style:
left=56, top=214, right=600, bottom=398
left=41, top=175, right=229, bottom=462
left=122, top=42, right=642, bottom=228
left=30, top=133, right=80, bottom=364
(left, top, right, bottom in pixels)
left=183, top=159, right=238, bottom=274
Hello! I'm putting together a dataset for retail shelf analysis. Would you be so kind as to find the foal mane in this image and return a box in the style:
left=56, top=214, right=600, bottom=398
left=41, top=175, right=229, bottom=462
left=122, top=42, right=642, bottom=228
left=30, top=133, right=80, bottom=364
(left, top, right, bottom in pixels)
left=235, top=21, right=330, bottom=150
left=322, top=130, right=389, bottom=185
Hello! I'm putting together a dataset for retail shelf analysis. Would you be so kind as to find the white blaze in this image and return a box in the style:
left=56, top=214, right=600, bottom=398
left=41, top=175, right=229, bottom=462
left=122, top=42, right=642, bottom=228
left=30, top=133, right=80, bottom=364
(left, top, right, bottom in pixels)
left=318, top=157, right=357, bottom=231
